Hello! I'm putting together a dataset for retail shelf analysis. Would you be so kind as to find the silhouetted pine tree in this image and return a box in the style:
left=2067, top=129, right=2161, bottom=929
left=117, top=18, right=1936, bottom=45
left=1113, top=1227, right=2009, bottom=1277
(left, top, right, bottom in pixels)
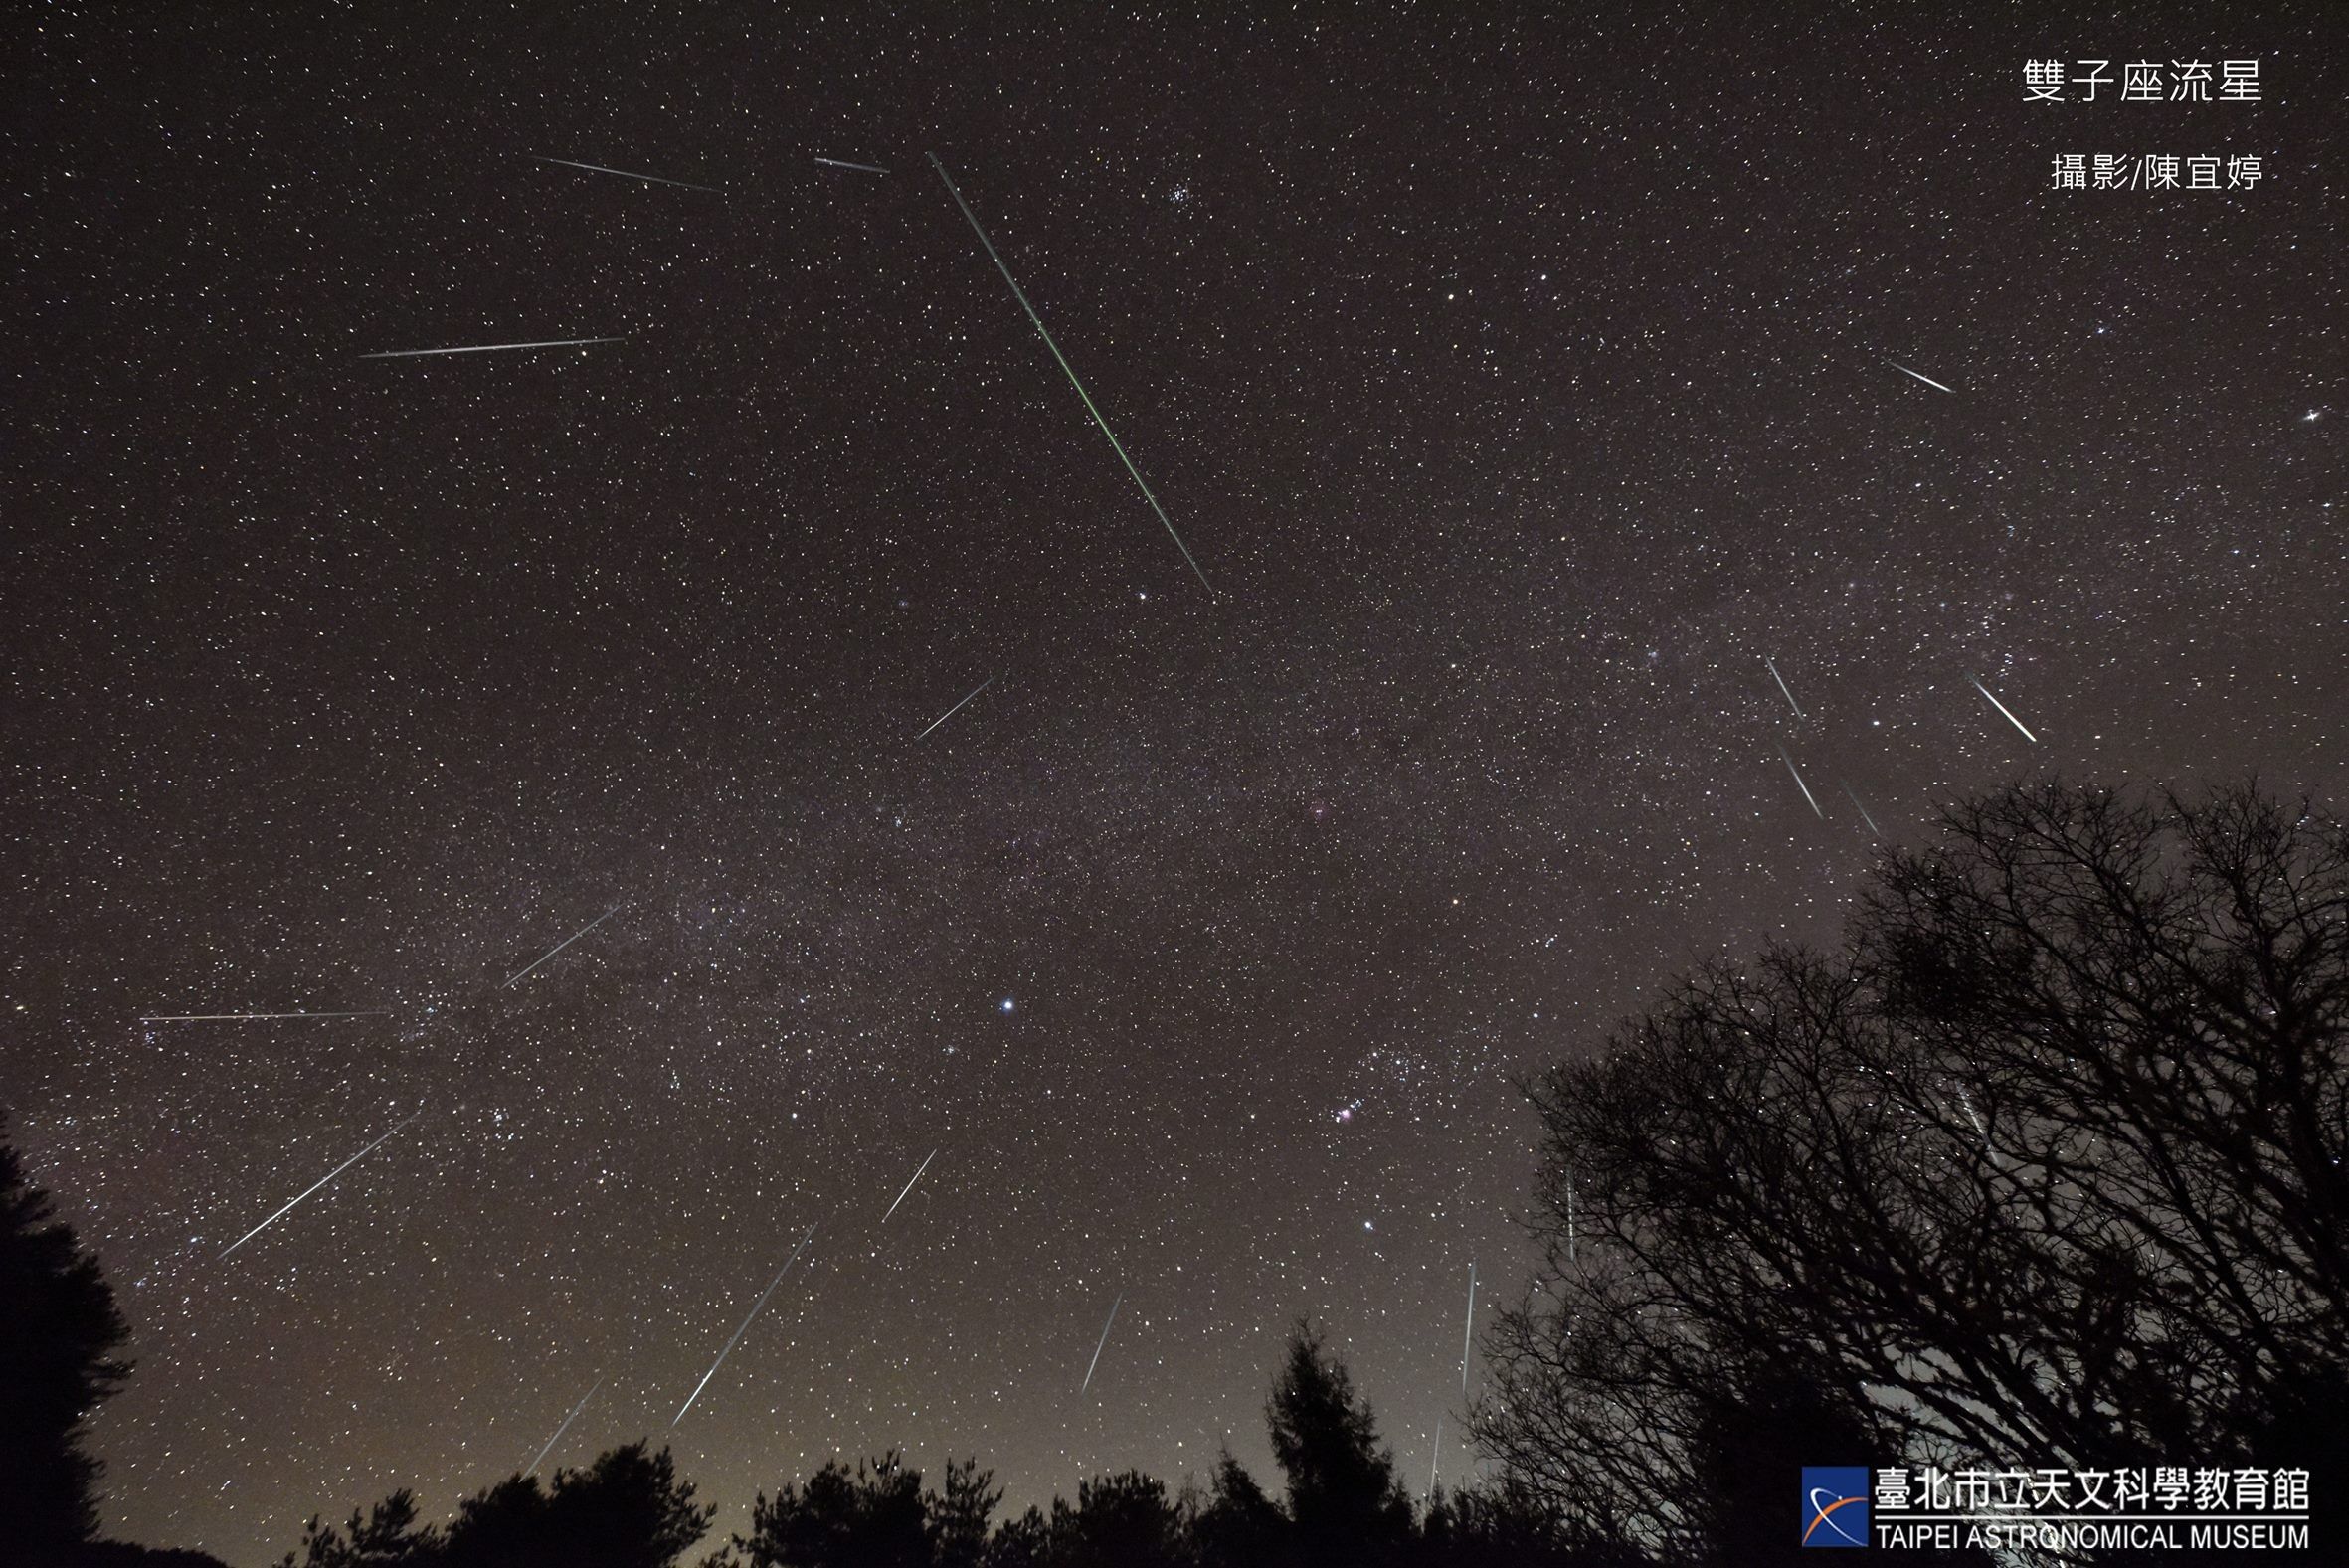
left=0, top=1119, right=132, bottom=1555
left=1265, top=1321, right=1414, bottom=1568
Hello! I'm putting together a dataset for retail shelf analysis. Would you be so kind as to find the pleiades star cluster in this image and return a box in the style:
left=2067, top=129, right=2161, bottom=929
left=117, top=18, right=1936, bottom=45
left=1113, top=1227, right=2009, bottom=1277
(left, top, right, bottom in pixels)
left=4, top=5, right=2340, bottom=1563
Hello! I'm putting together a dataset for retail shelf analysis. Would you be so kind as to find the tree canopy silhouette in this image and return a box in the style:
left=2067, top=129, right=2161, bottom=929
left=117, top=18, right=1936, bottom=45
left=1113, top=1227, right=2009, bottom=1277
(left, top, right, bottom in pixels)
left=0, top=1116, right=133, bottom=1555
left=1475, top=779, right=2349, bottom=1559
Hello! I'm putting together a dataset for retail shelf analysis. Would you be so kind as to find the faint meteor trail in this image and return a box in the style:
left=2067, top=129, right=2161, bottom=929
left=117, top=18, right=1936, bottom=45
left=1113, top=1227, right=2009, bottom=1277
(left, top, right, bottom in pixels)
left=503, top=905, right=623, bottom=988
left=1459, top=1265, right=1477, bottom=1392
left=1890, top=360, right=1955, bottom=394
left=139, top=1010, right=391, bottom=1023
left=814, top=156, right=890, bottom=174
left=1970, top=676, right=2039, bottom=744
left=882, top=1148, right=938, bottom=1222
left=525, top=1377, right=603, bottom=1476
left=1428, top=1412, right=1444, bottom=1500
left=220, top=1108, right=423, bottom=1258
left=1080, top=1294, right=1122, bottom=1394
left=359, top=337, right=626, bottom=360
left=916, top=674, right=996, bottom=740
left=1765, top=657, right=1805, bottom=720
left=1565, top=1173, right=1576, bottom=1267
left=926, top=152, right=1214, bottom=597
left=530, top=155, right=718, bottom=192
left=1840, top=780, right=1882, bottom=838
left=1779, top=745, right=1825, bottom=818
left=673, top=1225, right=816, bottom=1428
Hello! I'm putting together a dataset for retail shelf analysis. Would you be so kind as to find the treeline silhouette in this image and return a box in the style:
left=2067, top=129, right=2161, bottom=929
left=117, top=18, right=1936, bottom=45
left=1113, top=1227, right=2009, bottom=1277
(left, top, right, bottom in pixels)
left=271, top=1321, right=1589, bottom=1568
left=1478, top=780, right=2349, bottom=1563
left=6, top=781, right=2345, bottom=1566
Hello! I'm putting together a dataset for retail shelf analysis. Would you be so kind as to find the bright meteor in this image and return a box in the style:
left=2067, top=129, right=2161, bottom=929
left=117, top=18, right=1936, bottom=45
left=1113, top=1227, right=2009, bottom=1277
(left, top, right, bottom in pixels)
left=814, top=156, right=889, bottom=174
left=1970, top=676, right=2039, bottom=744
left=220, top=1108, right=423, bottom=1258
left=672, top=1226, right=816, bottom=1428
left=1779, top=745, right=1825, bottom=818
left=1890, top=361, right=1955, bottom=393
left=503, top=905, right=623, bottom=988
left=525, top=1377, right=603, bottom=1476
left=882, top=1148, right=938, bottom=1223
left=1765, top=657, right=1805, bottom=720
left=1081, top=1293, right=1122, bottom=1394
left=916, top=674, right=996, bottom=741
left=530, top=156, right=718, bottom=192
left=359, top=337, right=626, bottom=360
left=1840, top=780, right=1883, bottom=838
left=927, top=152, right=1214, bottom=597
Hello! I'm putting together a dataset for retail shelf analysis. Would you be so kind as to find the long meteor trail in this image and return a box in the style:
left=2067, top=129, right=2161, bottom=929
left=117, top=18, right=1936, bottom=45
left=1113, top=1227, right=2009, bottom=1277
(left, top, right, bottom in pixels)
left=1970, top=676, right=2039, bottom=744
left=882, top=1148, right=938, bottom=1223
left=503, top=905, right=623, bottom=988
left=359, top=337, right=626, bottom=360
left=1080, top=1294, right=1122, bottom=1394
left=927, top=152, right=1214, bottom=597
left=1460, top=1265, right=1477, bottom=1393
left=673, top=1225, right=816, bottom=1429
left=1890, top=361, right=1955, bottom=394
left=1779, top=745, right=1825, bottom=818
left=525, top=1377, right=604, bottom=1476
left=814, top=156, right=890, bottom=174
left=1766, top=658, right=1805, bottom=720
left=139, top=1010, right=392, bottom=1023
left=220, top=1108, right=423, bottom=1258
left=1840, top=780, right=1883, bottom=838
left=531, top=156, right=718, bottom=192
left=916, top=674, right=996, bottom=741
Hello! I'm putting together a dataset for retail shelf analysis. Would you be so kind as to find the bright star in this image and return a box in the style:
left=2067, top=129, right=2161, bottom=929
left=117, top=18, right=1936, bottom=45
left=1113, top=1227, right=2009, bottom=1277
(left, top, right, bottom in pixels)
left=999, top=997, right=1015, bottom=1013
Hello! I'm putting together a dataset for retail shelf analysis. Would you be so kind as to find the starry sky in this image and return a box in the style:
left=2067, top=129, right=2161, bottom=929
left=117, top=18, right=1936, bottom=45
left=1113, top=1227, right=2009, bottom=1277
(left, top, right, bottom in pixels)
left=5, top=4, right=2342, bottom=1563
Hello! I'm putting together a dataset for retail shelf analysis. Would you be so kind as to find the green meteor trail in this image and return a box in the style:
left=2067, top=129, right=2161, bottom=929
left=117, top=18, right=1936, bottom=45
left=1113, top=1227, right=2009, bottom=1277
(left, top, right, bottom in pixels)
left=927, top=153, right=1214, bottom=598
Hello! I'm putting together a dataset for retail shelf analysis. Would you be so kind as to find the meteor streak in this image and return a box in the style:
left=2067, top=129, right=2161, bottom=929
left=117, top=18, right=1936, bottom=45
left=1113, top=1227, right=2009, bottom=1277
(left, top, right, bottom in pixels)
left=814, top=156, right=890, bottom=174
left=673, top=1225, right=816, bottom=1428
left=1840, top=780, right=1882, bottom=838
left=1428, top=1412, right=1443, bottom=1500
left=525, top=1377, right=603, bottom=1476
left=531, top=156, right=718, bottom=192
left=1970, top=676, right=2039, bottom=744
left=503, top=905, right=623, bottom=988
left=927, top=153, right=1214, bottom=597
left=139, top=1010, right=391, bottom=1023
left=1779, top=745, right=1825, bottom=818
left=916, top=674, right=996, bottom=741
left=1890, top=361, right=1955, bottom=394
left=359, top=337, right=626, bottom=360
left=1080, top=1293, right=1122, bottom=1394
left=1459, top=1265, right=1476, bottom=1393
left=220, top=1108, right=423, bottom=1258
left=882, top=1148, right=938, bottom=1223
left=1765, top=657, right=1805, bottom=720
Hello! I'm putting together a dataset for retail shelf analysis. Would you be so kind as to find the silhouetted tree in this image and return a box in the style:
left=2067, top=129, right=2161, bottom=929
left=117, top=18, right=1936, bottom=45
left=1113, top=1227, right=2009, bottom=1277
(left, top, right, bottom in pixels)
left=442, top=1443, right=713, bottom=1568
left=730, top=1452, right=929, bottom=1568
left=1421, top=1473, right=1642, bottom=1568
left=283, top=1446, right=711, bottom=1568
left=0, top=1121, right=132, bottom=1555
left=1042, top=1469, right=1190, bottom=1568
left=276, top=1490, right=437, bottom=1568
left=1477, top=780, right=2349, bottom=1561
left=925, top=1458, right=1001, bottom=1568
left=1266, top=1321, right=1413, bottom=1568
left=1191, top=1451, right=1287, bottom=1568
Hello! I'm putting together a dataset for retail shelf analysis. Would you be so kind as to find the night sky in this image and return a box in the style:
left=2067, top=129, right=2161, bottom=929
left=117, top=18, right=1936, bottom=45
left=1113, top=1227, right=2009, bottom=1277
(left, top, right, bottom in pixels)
left=6, top=4, right=2342, bottom=1563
